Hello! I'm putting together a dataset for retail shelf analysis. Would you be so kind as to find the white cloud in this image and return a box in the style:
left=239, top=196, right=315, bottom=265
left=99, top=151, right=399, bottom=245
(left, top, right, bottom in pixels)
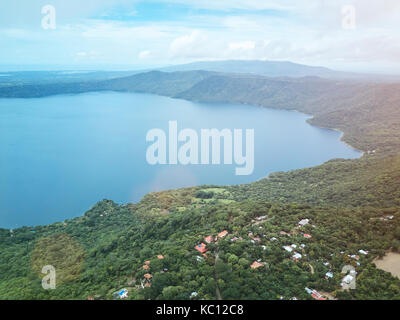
left=138, top=50, right=150, bottom=59
left=168, top=31, right=211, bottom=59
left=228, top=41, right=255, bottom=50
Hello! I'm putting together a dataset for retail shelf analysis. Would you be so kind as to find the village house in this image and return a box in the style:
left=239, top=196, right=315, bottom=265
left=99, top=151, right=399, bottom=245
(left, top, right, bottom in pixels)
left=342, top=274, right=354, bottom=285
left=255, top=215, right=268, bottom=221
left=303, top=233, right=312, bottom=239
left=157, top=255, right=164, bottom=260
left=298, top=219, right=310, bottom=227
left=283, top=246, right=293, bottom=253
left=311, top=291, right=326, bottom=301
left=217, top=230, right=229, bottom=239
left=250, top=261, right=263, bottom=269
left=350, top=254, right=360, bottom=260
left=204, top=235, right=214, bottom=243
left=143, top=264, right=150, bottom=270
left=292, top=253, right=302, bottom=261
left=195, top=243, right=207, bottom=254
left=325, top=272, right=334, bottom=279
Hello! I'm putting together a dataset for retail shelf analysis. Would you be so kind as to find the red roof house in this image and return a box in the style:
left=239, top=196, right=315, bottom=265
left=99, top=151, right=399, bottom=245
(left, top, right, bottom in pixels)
left=195, top=243, right=207, bottom=254
left=217, top=230, right=228, bottom=239
left=250, top=261, right=263, bottom=269
left=311, top=293, right=326, bottom=301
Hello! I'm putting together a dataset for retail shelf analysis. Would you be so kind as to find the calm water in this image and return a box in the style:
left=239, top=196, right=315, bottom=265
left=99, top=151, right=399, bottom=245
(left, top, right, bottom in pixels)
left=0, top=92, right=361, bottom=228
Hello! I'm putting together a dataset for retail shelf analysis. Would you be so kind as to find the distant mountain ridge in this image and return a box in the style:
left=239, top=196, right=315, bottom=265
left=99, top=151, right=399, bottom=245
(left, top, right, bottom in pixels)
left=160, top=60, right=339, bottom=78
left=1, top=60, right=399, bottom=87
left=158, top=60, right=399, bottom=81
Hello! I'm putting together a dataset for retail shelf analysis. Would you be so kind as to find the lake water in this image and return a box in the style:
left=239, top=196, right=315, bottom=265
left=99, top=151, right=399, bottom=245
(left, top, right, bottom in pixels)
left=0, top=92, right=361, bottom=228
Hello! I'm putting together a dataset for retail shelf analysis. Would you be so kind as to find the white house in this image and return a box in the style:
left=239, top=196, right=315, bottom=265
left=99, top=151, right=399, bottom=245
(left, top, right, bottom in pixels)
left=283, top=246, right=293, bottom=253
left=342, top=274, right=354, bottom=285
left=292, top=253, right=302, bottom=260
left=298, top=219, right=310, bottom=226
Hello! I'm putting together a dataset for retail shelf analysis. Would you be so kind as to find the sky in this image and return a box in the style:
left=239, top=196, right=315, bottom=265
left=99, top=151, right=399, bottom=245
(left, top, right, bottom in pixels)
left=0, top=0, right=399, bottom=73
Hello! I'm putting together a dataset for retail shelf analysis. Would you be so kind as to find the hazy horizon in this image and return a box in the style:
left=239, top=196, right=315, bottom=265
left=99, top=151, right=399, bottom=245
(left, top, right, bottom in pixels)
left=0, top=60, right=399, bottom=76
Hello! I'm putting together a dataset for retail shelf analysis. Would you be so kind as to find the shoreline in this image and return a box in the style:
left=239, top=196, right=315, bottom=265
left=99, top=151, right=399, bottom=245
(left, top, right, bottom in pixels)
left=306, top=119, right=365, bottom=157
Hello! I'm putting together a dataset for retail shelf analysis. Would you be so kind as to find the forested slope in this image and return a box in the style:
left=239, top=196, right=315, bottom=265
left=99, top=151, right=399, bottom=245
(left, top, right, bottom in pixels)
left=1, top=198, right=399, bottom=300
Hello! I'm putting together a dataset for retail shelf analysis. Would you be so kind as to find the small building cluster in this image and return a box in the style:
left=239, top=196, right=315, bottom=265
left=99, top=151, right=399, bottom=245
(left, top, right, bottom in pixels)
left=292, top=252, right=302, bottom=261
left=195, top=231, right=230, bottom=255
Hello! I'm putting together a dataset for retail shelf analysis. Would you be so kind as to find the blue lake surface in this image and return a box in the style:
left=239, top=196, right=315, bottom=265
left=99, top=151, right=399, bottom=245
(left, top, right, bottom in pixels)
left=0, top=92, right=361, bottom=228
